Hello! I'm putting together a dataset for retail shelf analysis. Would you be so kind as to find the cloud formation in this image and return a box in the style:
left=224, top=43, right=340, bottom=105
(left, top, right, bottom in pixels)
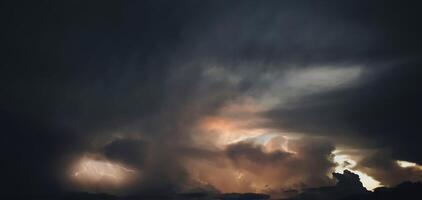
left=1, top=0, right=421, bottom=196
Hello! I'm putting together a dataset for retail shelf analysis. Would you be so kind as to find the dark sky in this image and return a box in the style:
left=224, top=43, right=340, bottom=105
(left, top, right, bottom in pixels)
left=1, top=0, right=421, bottom=197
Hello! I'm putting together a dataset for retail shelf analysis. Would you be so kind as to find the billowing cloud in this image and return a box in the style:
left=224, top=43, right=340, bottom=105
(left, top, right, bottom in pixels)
left=184, top=136, right=335, bottom=198
left=1, top=0, right=421, bottom=196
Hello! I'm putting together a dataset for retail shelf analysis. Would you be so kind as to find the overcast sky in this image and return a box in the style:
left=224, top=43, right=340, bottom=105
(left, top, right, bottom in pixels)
left=1, top=0, right=421, bottom=197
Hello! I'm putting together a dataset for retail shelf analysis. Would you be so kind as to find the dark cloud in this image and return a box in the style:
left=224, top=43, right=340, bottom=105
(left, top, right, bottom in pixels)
left=0, top=111, right=82, bottom=195
left=333, top=170, right=366, bottom=191
left=1, top=0, right=422, bottom=196
left=286, top=173, right=422, bottom=200
left=103, top=139, right=148, bottom=168
left=355, top=150, right=422, bottom=186
left=286, top=170, right=368, bottom=200
left=217, top=137, right=336, bottom=194
left=226, top=142, right=291, bottom=165
left=264, top=63, right=422, bottom=164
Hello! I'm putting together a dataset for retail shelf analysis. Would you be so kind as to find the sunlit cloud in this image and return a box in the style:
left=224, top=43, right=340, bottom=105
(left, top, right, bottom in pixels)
left=68, top=155, right=139, bottom=192
left=333, top=151, right=381, bottom=190
left=397, top=160, right=418, bottom=168
left=248, top=66, right=364, bottom=110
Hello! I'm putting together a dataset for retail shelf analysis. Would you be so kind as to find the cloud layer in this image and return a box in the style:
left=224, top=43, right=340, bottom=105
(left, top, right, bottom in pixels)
left=1, top=0, right=421, bottom=196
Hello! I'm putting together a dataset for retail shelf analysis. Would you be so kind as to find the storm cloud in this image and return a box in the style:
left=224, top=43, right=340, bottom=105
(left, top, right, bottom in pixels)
left=1, top=0, right=421, bottom=197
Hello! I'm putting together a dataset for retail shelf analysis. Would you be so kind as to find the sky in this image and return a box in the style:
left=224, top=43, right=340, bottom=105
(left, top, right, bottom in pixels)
left=1, top=0, right=422, bottom=198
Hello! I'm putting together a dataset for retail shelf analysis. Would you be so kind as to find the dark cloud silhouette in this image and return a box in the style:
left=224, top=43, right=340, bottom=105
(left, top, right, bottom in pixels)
left=3, top=182, right=421, bottom=200
left=333, top=170, right=366, bottom=192
left=286, top=170, right=368, bottom=200
left=284, top=171, right=422, bottom=200
left=342, top=181, right=422, bottom=200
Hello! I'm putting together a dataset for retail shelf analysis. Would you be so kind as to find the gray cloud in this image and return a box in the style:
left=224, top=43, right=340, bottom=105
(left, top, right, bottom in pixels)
left=103, top=139, right=149, bottom=168
left=356, top=150, right=422, bottom=186
left=264, top=64, right=422, bottom=164
left=1, top=0, right=421, bottom=196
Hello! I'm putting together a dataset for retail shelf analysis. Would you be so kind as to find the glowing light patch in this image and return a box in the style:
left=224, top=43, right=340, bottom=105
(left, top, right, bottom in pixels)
left=333, top=154, right=357, bottom=172
left=333, top=152, right=381, bottom=191
left=70, top=156, right=138, bottom=188
left=198, top=116, right=269, bottom=146
left=397, top=160, right=417, bottom=168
